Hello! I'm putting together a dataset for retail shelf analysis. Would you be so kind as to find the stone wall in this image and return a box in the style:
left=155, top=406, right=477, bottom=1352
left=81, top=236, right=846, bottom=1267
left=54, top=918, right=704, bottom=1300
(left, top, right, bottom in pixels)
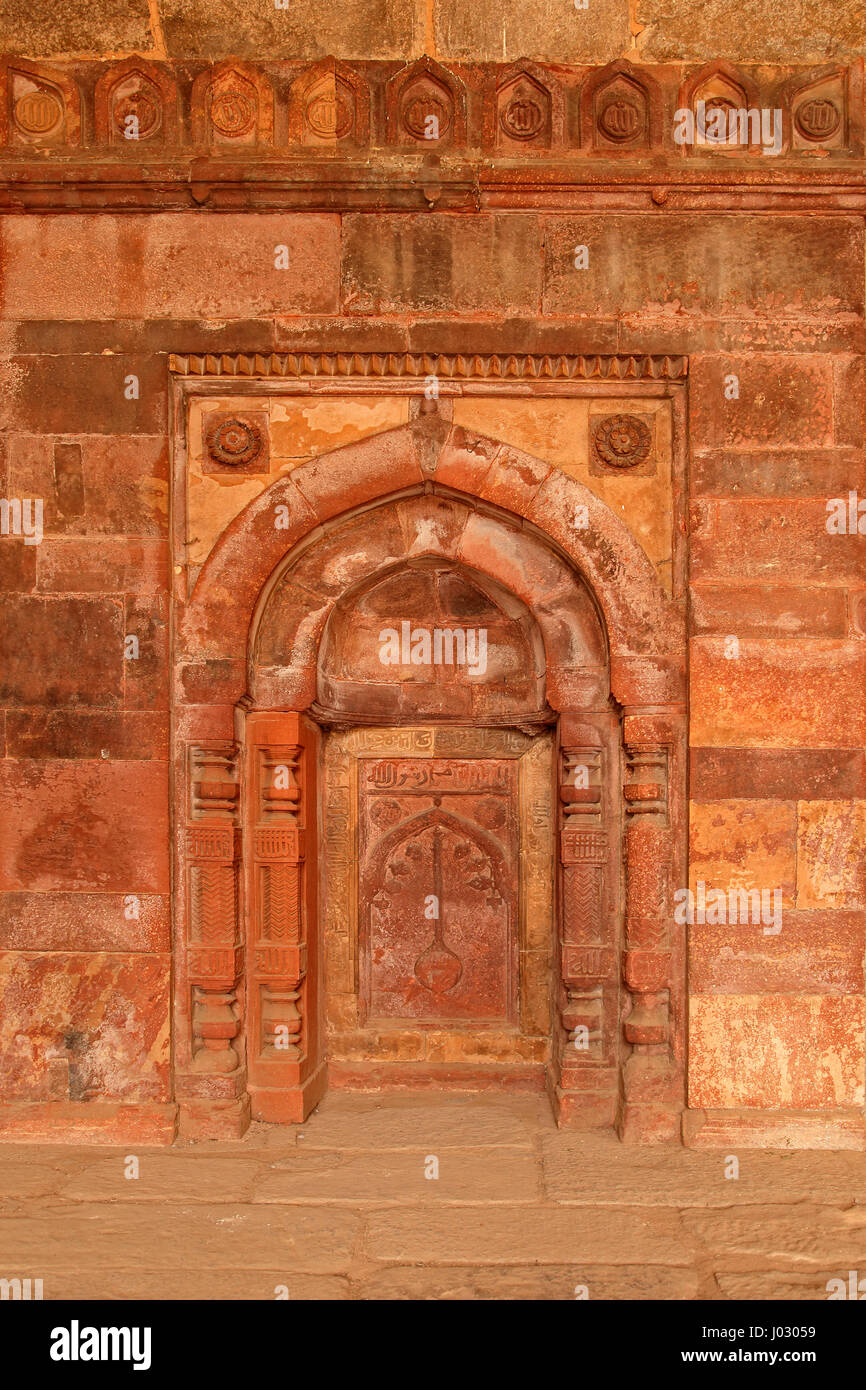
left=0, top=2, right=864, bottom=1144
left=0, top=0, right=864, bottom=65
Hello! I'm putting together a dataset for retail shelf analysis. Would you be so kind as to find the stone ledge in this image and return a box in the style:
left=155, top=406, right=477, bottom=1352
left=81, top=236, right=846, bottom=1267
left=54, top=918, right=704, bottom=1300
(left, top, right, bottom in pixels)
left=683, top=1107, right=866, bottom=1151
left=0, top=1102, right=178, bottom=1146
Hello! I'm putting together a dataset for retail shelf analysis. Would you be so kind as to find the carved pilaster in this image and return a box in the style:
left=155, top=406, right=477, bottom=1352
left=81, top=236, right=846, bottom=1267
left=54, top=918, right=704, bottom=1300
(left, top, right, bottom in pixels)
left=186, top=746, right=242, bottom=1073
left=251, top=746, right=306, bottom=1063
left=557, top=726, right=617, bottom=1123
left=621, top=727, right=681, bottom=1140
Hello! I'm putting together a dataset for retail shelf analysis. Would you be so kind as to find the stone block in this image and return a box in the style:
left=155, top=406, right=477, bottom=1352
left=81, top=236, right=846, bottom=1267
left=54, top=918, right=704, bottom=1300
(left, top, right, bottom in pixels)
left=434, top=0, right=628, bottom=61
left=689, top=910, right=866, bottom=994
left=688, top=994, right=866, bottom=1108
left=341, top=214, right=544, bottom=316
left=543, top=218, right=863, bottom=320
left=690, top=583, right=848, bottom=638
left=638, top=0, right=866, bottom=62
left=691, top=499, right=865, bottom=584
left=690, top=356, right=835, bottom=450
left=0, top=891, right=170, bottom=952
left=689, top=799, right=797, bottom=905
left=689, top=639, right=866, bottom=748
left=0, top=760, right=169, bottom=893
left=0, top=595, right=124, bottom=706
left=690, top=748, right=866, bottom=801
left=2, top=215, right=341, bottom=320
left=796, top=801, right=866, bottom=909
left=0, top=951, right=171, bottom=1102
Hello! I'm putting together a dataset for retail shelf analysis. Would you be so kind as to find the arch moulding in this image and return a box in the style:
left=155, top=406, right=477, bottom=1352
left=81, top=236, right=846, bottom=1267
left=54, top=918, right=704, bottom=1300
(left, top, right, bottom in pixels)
left=171, top=406, right=688, bottom=1144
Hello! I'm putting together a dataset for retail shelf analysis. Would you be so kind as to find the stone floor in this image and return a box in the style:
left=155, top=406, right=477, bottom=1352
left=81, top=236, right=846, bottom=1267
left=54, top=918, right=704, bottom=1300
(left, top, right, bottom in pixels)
left=1, top=1091, right=864, bottom=1300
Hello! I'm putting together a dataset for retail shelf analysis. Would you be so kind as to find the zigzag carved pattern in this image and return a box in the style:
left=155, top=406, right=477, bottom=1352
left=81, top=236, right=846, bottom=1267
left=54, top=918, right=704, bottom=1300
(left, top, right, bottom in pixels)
left=262, top=862, right=301, bottom=942
left=191, top=863, right=237, bottom=944
left=563, top=864, right=602, bottom=944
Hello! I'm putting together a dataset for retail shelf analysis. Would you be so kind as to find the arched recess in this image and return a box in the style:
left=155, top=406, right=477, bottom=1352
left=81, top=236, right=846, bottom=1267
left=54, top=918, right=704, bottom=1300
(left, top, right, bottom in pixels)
left=173, top=420, right=687, bottom=1144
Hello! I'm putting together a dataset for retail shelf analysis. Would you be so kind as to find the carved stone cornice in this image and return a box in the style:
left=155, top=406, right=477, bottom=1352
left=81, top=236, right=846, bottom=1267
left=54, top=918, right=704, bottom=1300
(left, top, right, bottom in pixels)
left=169, top=351, right=688, bottom=382
left=0, top=55, right=862, bottom=211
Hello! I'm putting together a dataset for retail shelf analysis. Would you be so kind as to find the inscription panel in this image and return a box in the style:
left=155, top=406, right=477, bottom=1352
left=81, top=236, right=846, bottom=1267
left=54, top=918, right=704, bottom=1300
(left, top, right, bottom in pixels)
left=359, top=757, right=518, bottom=1024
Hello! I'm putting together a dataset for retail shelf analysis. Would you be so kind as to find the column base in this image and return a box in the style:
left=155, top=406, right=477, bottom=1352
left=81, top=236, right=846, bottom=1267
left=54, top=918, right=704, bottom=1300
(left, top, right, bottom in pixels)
left=177, top=1094, right=251, bottom=1140
left=618, top=1102, right=682, bottom=1143
left=552, top=1085, right=619, bottom=1128
left=248, top=1062, right=328, bottom=1124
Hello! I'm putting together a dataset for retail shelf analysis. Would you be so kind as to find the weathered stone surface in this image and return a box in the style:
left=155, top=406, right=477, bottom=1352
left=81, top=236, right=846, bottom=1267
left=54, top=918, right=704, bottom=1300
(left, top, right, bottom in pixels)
left=42, top=1271, right=349, bottom=1300
left=2, top=216, right=341, bottom=320
left=690, top=358, right=835, bottom=450
left=714, top=1271, right=844, bottom=1300
left=690, top=640, right=866, bottom=748
left=283, top=1093, right=549, bottom=1150
left=60, top=1154, right=265, bottom=1202
left=356, top=1264, right=701, bottom=1300
left=0, top=0, right=154, bottom=53
left=0, top=1202, right=360, bottom=1272
left=689, top=799, right=797, bottom=905
left=796, top=801, right=866, bottom=909
left=682, top=1203, right=866, bottom=1266
left=0, top=892, right=169, bottom=952
left=541, top=1129, right=866, bottom=1206
left=543, top=219, right=863, bottom=320
left=0, top=952, right=170, bottom=1101
left=3, top=356, right=168, bottom=435
left=690, top=584, right=848, bottom=638
left=342, top=215, right=543, bottom=316
left=0, top=1092, right=863, bottom=1298
left=254, top=1147, right=540, bottom=1204
left=690, top=748, right=866, bottom=802
left=4, top=711, right=168, bottom=760
left=691, top=500, right=866, bottom=584
left=637, top=0, right=866, bottom=62
left=0, top=597, right=124, bottom=706
left=36, top=538, right=168, bottom=594
left=160, top=0, right=422, bottom=59
left=0, top=761, right=169, bottom=892
left=689, top=911, right=866, bottom=995
left=691, top=449, right=866, bottom=499
left=434, top=0, right=629, bottom=61
left=8, top=436, right=168, bottom=537
left=688, top=995, right=866, bottom=1108
left=366, top=1204, right=692, bottom=1264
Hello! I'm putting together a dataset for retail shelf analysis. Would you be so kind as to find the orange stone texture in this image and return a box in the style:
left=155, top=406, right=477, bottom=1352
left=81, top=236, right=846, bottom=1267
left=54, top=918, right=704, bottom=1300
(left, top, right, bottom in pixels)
left=0, top=0, right=864, bottom=1181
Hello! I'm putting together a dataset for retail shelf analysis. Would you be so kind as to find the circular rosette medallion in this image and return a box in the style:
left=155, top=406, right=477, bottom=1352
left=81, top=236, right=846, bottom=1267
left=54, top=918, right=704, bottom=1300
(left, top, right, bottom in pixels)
left=795, top=98, right=841, bottom=141
left=500, top=96, right=545, bottom=142
left=210, top=88, right=256, bottom=138
left=403, top=95, right=451, bottom=140
left=592, top=414, right=652, bottom=469
left=307, top=91, right=353, bottom=139
left=598, top=98, right=641, bottom=142
left=14, top=89, right=63, bottom=135
left=114, top=89, right=161, bottom=139
left=207, top=417, right=263, bottom=468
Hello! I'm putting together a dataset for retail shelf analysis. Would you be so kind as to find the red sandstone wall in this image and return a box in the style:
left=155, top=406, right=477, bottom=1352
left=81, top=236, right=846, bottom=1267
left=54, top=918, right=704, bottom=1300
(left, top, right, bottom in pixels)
left=0, top=0, right=864, bottom=1140
left=0, top=204, right=862, bottom=1140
